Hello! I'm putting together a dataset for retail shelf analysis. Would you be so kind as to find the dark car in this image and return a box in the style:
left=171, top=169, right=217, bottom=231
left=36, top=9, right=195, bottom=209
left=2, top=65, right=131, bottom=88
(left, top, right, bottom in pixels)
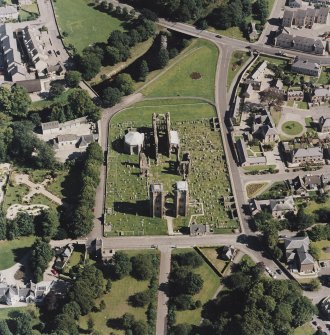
left=276, top=269, right=282, bottom=275
left=215, top=35, right=222, bottom=38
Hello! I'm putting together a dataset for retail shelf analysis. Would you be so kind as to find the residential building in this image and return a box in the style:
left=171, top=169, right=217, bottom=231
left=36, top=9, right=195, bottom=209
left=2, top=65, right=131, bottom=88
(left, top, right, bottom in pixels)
left=236, top=138, right=267, bottom=166
left=312, top=88, right=330, bottom=104
left=0, top=24, right=25, bottom=81
left=284, top=236, right=315, bottom=273
left=54, top=134, right=79, bottom=148
left=0, top=6, right=18, bottom=22
left=319, top=116, right=330, bottom=132
left=221, top=245, right=236, bottom=261
left=255, top=125, right=280, bottom=143
left=275, top=33, right=325, bottom=55
left=269, top=196, right=296, bottom=219
left=289, top=175, right=308, bottom=195
left=283, top=9, right=295, bottom=27
left=316, top=7, right=329, bottom=24
left=291, top=147, right=324, bottom=164
left=251, top=61, right=268, bottom=81
left=41, top=121, right=60, bottom=135
left=287, top=90, right=304, bottom=101
left=291, top=59, right=321, bottom=77
left=124, top=131, right=144, bottom=155
left=295, top=9, right=307, bottom=26
left=282, top=7, right=329, bottom=27
left=304, top=174, right=322, bottom=190
left=41, top=117, right=88, bottom=135
left=54, top=244, right=74, bottom=270
left=305, top=8, right=316, bottom=26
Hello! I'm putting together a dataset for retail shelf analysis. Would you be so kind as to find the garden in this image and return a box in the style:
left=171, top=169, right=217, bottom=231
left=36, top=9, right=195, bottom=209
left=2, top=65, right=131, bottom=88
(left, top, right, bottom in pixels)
left=281, top=121, right=304, bottom=136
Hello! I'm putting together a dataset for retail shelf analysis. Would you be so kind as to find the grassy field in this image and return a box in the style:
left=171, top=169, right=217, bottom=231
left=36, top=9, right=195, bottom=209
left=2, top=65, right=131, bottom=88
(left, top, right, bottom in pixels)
left=141, top=40, right=219, bottom=101
left=281, top=121, right=304, bottom=136
left=294, top=323, right=314, bottom=335
left=0, top=237, right=35, bottom=270
left=317, top=66, right=330, bottom=85
left=19, top=2, right=39, bottom=21
left=173, top=248, right=221, bottom=325
left=199, top=247, right=228, bottom=273
left=54, top=0, right=124, bottom=52
left=106, top=99, right=238, bottom=235
left=243, top=164, right=276, bottom=172
left=311, top=240, right=330, bottom=261
left=227, top=51, right=250, bottom=90
left=79, top=250, right=158, bottom=335
left=2, top=179, right=29, bottom=212
left=305, top=197, right=330, bottom=216
left=246, top=182, right=268, bottom=198
left=270, top=110, right=281, bottom=126
left=297, top=101, right=309, bottom=110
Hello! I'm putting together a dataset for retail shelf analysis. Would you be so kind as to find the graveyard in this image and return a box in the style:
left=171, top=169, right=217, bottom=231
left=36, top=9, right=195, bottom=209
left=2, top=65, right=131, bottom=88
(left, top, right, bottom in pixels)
left=105, top=99, right=239, bottom=236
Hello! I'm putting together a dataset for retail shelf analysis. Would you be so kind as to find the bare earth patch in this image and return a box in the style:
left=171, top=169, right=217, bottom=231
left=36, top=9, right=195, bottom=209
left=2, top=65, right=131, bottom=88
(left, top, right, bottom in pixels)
left=190, top=72, right=202, bottom=80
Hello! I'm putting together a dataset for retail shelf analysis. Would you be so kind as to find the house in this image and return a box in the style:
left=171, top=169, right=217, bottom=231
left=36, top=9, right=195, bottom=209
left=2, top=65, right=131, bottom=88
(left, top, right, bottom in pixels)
left=270, top=196, right=296, bottom=219
left=249, top=22, right=259, bottom=42
left=287, top=90, right=304, bottom=101
left=291, top=147, right=324, bottom=165
left=254, top=125, right=279, bottom=143
left=282, top=9, right=295, bottom=26
left=47, top=63, right=63, bottom=76
left=189, top=223, right=210, bottom=236
left=304, top=174, right=322, bottom=190
left=95, top=239, right=116, bottom=262
left=124, top=131, right=144, bottom=155
left=15, top=79, right=42, bottom=93
left=77, top=134, right=98, bottom=148
left=0, top=6, right=18, bottom=22
left=0, top=24, right=26, bottom=81
left=41, top=121, right=60, bottom=135
left=54, top=244, right=74, bottom=270
left=0, top=281, right=53, bottom=306
left=316, top=7, right=329, bottom=24
left=273, top=79, right=284, bottom=90
left=289, top=175, right=308, bottom=195
left=288, top=0, right=302, bottom=8
left=284, top=236, right=315, bottom=273
left=319, top=116, right=330, bottom=132
left=275, top=33, right=325, bottom=55
left=251, top=61, right=268, bottom=81
left=312, top=88, right=330, bottom=104
left=320, top=296, right=330, bottom=320
left=53, top=134, right=79, bottom=148
left=305, top=8, right=316, bottom=27
left=236, top=138, right=267, bottom=166
left=291, top=59, right=321, bottom=77
left=221, top=245, right=236, bottom=261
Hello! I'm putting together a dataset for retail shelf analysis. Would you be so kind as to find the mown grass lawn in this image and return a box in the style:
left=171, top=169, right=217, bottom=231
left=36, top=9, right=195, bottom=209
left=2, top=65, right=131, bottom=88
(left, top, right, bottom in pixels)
left=246, top=182, right=268, bottom=198
left=304, top=197, right=330, bottom=216
left=79, top=250, right=159, bottom=335
left=0, top=237, right=35, bottom=270
left=141, top=40, right=218, bottom=101
left=199, top=247, right=228, bottom=273
left=54, top=0, right=124, bottom=52
left=243, top=164, right=276, bottom=172
left=294, top=323, right=314, bottom=335
left=281, top=121, right=304, bottom=136
left=311, top=240, right=330, bottom=261
left=173, top=248, right=221, bottom=326
left=227, top=51, right=250, bottom=90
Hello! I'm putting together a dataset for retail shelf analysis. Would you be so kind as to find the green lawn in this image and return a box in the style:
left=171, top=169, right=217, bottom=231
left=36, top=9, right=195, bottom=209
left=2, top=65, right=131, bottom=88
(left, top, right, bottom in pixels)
left=246, top=182, right=268, bottom=198
left=199, top=247, right=228, bottom=273
left=305, top=197, right=330, bottom=216
left=54, top=0, right=125, bottom=52
left=294, top=323, right=314, bottom=335
left=281, top=121, right=304, bottom=136
left=106, top=99, right=238, bottom=235
left=209, top=26, right=246, bottom=41
left=297, top=101, right=308, bottom=110
left=173, top=249, right=221, bottom=325
left=227, top=51, right=250, bottom=90
left=79, top=250, right=159, bottom=335
left=141, top=40, right=218, bottom=101
left=317, top=66, right=330, bottom=85
left=19, top=2, right=39, bottom=21
left=243, top=164, right=276, bottom=172
left=0, top=237, right=35, bottom=270
left=311, top=240, right=330, bottom=261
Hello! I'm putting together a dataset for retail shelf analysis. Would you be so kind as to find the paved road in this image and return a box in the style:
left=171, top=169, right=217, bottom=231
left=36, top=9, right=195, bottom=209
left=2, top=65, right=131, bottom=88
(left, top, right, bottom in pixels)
left=156, top=246, right=171, bottom=335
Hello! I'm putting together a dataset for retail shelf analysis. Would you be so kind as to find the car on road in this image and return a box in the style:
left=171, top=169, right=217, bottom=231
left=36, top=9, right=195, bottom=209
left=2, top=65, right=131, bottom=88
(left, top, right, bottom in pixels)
left=276, top=269, right=282, bottom=275
left=56, top=51, right=61, bottom=55
left=215, top=34, right=222, bottom=38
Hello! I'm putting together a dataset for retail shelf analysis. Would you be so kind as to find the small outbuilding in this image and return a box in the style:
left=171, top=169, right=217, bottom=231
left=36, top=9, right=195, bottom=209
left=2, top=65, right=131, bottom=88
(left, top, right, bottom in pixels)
left=124, top=131, right=144, bottom=155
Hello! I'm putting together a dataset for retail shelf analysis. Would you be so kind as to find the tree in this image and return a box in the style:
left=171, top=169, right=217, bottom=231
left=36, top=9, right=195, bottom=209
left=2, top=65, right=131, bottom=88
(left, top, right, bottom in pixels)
left=172, top=252, right=203, bottom=269
left=0, top=211, right=6, bottom=240
left=49, top=81, right=65, bottom=99
left=105, top=279, right=112, bottom=293
left=130, top=254, right=154, bottom=280
left=102, top=87, right=122, bottom=107
left=54, top=314, right=79, bottom=335
left=129, top=290, right=151, bottom=307
left=259, top=88, right=285, bottom=111
left=14, top=312, right=33, bottom=335
left=0, top=86, right=12, bottom=115
left=114, top=73, right=134, bottom=95
left=105, top=46, right=121, bottom=65
left=0, top=320, right=13, bottom=335
left=295, top=207, right=315, bottom=230
left=78, top=52, right=102, bottom=80
left=171, top=324, right=192, bottom=335
left=65, top=71, right=82, bottom=88
left=254, top=0, right=269, bottom=25
left=86, top=142, right=103, bottom=162
left=138, top=60, right=149, bottom=81
left=111, top=251, right=132, bottom=279
left=309, top=244, right=321, bottom=261
left=140, top=8, right=158, bottom=21
left=99, top=299, right=106, bottom=311
left=36, top=209, right=59, bottom=238
left=308, top=278, right=320, bottom=291
left=62, top=301, right=81, bottom=320
left=169, top=267, right=204, bottom=296
left=11, top=85, right=32, bottom=118
left=15, top=212, right=34, bottom=236
left=50, top=103, right=66, bottom=123
left=131, top=320, right=148, bottom=335
left=157, top=48, right=169, bottom=69
left=31, top=238, right=54, bottom=282
left=87, top=318, right=94, bottom=332
left=172, top=294, right=194, bottom=310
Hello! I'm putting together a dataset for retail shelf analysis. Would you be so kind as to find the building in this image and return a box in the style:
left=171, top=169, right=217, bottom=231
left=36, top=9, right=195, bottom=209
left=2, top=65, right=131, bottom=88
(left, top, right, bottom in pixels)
left=304, top=174, right=322, bottom=190
left=269, top=196, right=296, bottom=219
left=287, top=90, right=304, bottom=101
left=0, top=281, right=53, bottom=306
left=251, top=61, right=268, bottom=81
left=0, top=6, right=18, bottom=22
left=189, top=223, right=209, bottom=236
left=15, top=79, right=42, bottom=93
left=41, top=121, right=60, bottom=135
left=282, top=9, right=295, bottom=26
left=291, top=59, right=321, bottom=77
left=254, top=125, right=279, bottom=143
left=54, top=244, right=74, bottom=270
left=174, top=181, right=189, bottom=217
left=320, top=296, right=330, bottom=320
left=316, top=7, right=329, bottom=24
left=18, top=0, right=33, bottom=5
left=124, top=131, right=144, bottom=155
left=0, top=24, right=25, bottom=81
left=221, top=245, right=236, bottom=261
left=275, top=33, right=325, bottom=55
left=284, top=236, right=315, bottom=273
left=282, top=7, right=329, bottom=27
left=291, top=147, right=324, bottom=165
left=288, top=0, right=302, bottom=8
left=53, top=134, right=79, bottom=148
left=319, top=116, right=330, bottom=132
left=18, top=26, right=48, bottom=75
left=236, top=138, right=267, bottom=166
left=150, top=183, right=164, bottom=218
left=169, top=130, right=180, bottom=157
left=312, top=88, right=330, bottom=104
left=41, top=117, right=88, bottom=135
left=95, top=239, right=116, bottom=262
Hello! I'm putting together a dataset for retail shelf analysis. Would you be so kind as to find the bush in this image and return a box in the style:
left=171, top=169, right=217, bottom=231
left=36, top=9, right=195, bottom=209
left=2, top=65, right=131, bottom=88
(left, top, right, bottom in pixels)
left=129, top=290, right=151, bottom=307
left=172, top=294, right=194, bottom=310
left=130, top=254, right=155, bottom=280
left=172, top=251, right=203, bottom=269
